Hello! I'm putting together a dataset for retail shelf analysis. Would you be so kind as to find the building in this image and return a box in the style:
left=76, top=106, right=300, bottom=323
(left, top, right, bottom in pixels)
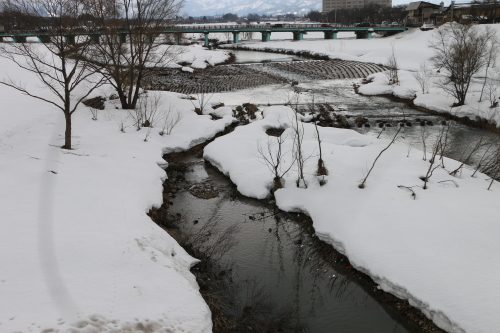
left=323, top=0, right=392, bottom=12
left=406, top=1, right=445, bottom=25
left=442, top=2, right=500, bottom=23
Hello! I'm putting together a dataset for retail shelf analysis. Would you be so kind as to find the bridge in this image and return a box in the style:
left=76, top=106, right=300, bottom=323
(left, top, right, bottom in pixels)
left=0, top=24, right=408, bottom=46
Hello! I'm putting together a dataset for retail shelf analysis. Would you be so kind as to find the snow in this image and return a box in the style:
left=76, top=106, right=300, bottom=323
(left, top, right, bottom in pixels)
left=204, top=105, right=500, bottom=333
left=0, top=44, right=235, bottom=332
left=222, top=24, right=500, bottom=126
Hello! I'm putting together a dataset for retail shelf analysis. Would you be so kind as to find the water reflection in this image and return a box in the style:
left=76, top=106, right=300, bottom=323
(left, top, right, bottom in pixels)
left=169, top=156, right=419, bottom=332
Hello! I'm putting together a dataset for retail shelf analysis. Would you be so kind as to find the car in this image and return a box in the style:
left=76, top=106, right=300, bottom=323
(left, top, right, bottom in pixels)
left=420, top=23, right=435, bottom=31
left=355, top=22, right=371, bottom=27
left=321, top=24, right=333, bottom=28
left=381, top=21, right=389, bottom=27
left=391, top=22, right=399, bottom=26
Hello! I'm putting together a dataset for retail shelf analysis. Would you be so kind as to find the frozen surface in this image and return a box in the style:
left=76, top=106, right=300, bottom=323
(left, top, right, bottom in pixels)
left=204, top=106, right=500, bottom=333
left=0, top=48, right=235, bottom=332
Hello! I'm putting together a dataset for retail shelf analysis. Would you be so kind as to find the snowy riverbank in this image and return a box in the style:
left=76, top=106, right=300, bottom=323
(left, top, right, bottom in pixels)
left=221, top=24, right=500, bottom=128
left=204, top=106, right=500, bottom=333
left=0, top=47, right=233, bottom=332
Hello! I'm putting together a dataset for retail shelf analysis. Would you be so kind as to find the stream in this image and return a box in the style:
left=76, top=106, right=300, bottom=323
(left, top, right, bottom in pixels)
left=165, top=153, right=425, bottom=333
left=157, top=50, right=498, bottom=332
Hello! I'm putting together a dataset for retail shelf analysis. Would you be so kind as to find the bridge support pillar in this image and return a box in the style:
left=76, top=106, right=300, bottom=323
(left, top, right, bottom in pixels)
left=90, top=34, right=100, bottom=44
left=324, top=30, right=337, bottom=39
left=146, top=34, right=155, bottom=43
left=0, top=36, right=4, bottom=43
left=293, top=30, right=304, bottom=41
left=232, top=31, right=239, bottom=43
left=174, top=33, right=181, bottom=45
left=65, top=35, right=75, bottom=44
left=261, top=30, right=271, bottom=42
left=38, top=35, right=50, bottom=43
left=355, top=31, right=368, bottom=39
left=204, top=32, right=209, bottom=47
left=119, top=33, right=127, bottom=44
left=13, top=35, right=27, bottom=43
left=367, top=28, right=374, bottom=39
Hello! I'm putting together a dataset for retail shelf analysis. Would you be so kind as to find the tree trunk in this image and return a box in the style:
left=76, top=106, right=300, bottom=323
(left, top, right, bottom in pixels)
left=63, top=111, right=72, bottom=149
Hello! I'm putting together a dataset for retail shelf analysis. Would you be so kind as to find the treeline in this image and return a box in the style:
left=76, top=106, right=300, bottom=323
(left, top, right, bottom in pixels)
left=175, top=12, right=295, bottom=24
left=307, top=4, right=408, bottom=26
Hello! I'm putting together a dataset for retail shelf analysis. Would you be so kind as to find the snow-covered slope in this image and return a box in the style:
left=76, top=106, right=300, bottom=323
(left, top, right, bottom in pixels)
left=0, top=45, right=233, bottom=332
left=183, top=0, right=321, bottom=16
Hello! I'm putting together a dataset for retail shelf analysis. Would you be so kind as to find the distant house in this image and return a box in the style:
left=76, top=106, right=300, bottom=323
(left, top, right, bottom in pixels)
left=406, top=1, right=446, bottom=25
left=442, top=2, right=500, bottom=24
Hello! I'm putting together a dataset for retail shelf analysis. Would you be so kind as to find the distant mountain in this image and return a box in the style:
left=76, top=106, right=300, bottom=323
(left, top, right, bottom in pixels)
left=182, top=0, right=321, bottom=17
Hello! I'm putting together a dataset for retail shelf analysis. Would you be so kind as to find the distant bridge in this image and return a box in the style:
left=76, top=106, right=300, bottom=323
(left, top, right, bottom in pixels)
left=0, top=24, right=408, bottom=46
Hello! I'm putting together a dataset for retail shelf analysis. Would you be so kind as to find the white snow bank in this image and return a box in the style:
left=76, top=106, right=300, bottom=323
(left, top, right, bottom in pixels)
left=204, top=105, right=500, bottom=333
left=0, top=50, right=234, bottom=332
left=169, top=44, right=230, bottom=69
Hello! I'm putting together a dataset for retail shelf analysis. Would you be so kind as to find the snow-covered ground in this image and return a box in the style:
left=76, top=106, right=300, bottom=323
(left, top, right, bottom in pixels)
left=204, top=105, right=500, bottom=333
left=0, top=46, right=233, bottom=332
left=221, top=24, right=500, bottom=127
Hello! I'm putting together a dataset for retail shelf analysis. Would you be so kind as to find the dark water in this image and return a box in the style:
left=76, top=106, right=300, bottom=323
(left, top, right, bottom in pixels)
left=169, top=155, right=421, bottom=333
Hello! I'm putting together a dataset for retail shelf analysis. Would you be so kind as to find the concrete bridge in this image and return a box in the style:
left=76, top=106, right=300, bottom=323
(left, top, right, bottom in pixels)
left=0, top=24, right=407, bottom=46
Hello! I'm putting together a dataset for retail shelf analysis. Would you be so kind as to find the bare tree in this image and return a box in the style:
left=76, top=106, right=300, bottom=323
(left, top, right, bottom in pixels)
left=485, top=76, right=500, bottom=108
left=480, top=145, right=500, bottom=190
left=384, top=41, right=399, bottom=85
left=358, top=126, right=401, bottom=189
left=159, top=104, right=183, bottom=135
left=288, top=93, right=309, bottom=188
left=256, top=130, right=295, bottom=193
left=89, top=107, right=99, bottom=121
left=412, top=62, right=432, bottom=94
left=307, top=93, right=328, bottom=183
left=430, top=24, right=492, bottom=106
left=422, top=125, right=448, bottom=189
left=479, top=29, right=499, bottom=102
left=189, top=90, right=214, bottom=115
left=85, top=0, right=184, bottom=109
left=0, top=0, right=104, bottom=149
left=449, top=135, right=489, bottom=177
